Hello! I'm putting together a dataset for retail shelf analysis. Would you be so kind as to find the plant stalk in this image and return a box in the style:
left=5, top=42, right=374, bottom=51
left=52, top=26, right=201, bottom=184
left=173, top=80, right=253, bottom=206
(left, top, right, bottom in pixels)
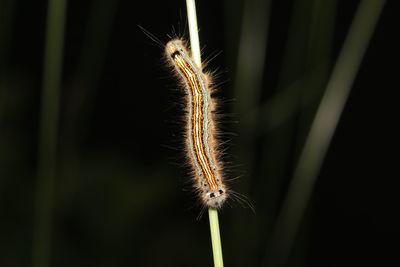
left=186, top=0, right=224, bottom=266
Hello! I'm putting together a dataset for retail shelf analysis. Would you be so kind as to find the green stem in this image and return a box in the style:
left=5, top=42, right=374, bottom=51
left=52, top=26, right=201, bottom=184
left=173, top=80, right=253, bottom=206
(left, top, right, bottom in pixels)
left=185, top=0, right=224, bottom=266
left=208, top=208, right=224, bottom=267
left=185, top=0, right=201, bottom=66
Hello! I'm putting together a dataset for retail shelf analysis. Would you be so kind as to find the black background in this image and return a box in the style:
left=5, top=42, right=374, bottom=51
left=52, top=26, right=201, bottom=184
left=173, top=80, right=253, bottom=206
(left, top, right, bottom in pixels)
left=0, top=0, right=398, bottom=266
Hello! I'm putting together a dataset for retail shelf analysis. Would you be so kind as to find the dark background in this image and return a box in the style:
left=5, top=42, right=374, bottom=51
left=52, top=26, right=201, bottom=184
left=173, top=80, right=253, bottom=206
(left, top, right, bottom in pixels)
left=0, top=0, right=397, bottom=266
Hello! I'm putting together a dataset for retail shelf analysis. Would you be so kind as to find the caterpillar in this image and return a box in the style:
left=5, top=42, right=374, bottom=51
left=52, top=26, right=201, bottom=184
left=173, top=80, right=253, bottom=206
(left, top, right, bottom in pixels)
left=165, top=39, right=228, bottom=209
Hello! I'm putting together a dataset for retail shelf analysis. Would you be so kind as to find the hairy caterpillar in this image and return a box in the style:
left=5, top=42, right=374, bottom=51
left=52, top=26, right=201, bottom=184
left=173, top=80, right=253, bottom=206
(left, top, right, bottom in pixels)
left=165, top=39, right=228, bottom=208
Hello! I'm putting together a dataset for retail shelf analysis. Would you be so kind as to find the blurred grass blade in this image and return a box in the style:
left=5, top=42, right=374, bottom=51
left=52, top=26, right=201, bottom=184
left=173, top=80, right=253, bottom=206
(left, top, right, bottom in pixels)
left=226, top=0, right=271, bottom=266
left=33, top=1, right=67, bottom=267
left=233, top=0, right=271, bottom=167
left=228, top=1, right=271, bottom=264
left=59, top=0, right=118, bottom=203
left=266, top=0, right=386, bottom=266
left=257, top=4, right=337, bottom=263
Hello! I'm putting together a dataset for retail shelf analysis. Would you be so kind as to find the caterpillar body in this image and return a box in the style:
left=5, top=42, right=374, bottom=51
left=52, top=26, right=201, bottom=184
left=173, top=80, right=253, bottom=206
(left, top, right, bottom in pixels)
left=165, top=39, right=227, bottom=209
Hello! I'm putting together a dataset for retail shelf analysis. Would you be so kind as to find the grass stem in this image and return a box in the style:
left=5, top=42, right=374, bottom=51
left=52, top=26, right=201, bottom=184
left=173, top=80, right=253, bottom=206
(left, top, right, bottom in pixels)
left=185, top=0, right=224, bottom=266
left=185, top=0, right=201, bottom=66
left=208, top=208, right=224, bottom=267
